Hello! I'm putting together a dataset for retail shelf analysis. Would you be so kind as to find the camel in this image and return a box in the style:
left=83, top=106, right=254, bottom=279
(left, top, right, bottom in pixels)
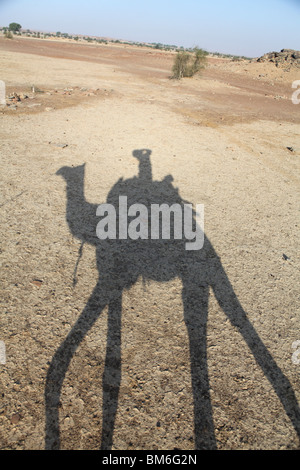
left=45, top=149, right=300, bottom=449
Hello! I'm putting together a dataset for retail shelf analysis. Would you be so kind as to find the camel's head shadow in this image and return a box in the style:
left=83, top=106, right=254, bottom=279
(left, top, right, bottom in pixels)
left=56, top=163, right=86, bottom=180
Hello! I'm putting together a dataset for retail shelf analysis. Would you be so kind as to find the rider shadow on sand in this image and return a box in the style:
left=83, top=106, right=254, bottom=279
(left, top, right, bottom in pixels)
left=45, top=149, right=300, bottom=450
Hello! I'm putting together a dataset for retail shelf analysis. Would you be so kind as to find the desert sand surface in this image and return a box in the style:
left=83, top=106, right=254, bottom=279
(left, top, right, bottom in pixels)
left=0, top=36, right=299, bottom=450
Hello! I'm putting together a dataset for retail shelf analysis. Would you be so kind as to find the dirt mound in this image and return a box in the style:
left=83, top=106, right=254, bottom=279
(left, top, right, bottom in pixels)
left=257, top=49, right=300, bottom=69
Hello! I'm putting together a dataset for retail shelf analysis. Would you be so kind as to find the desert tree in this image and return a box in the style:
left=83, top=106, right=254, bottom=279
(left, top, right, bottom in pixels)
left=8, top=22, right=22, bottom=32
left=172, top=47, right=208, bottom=79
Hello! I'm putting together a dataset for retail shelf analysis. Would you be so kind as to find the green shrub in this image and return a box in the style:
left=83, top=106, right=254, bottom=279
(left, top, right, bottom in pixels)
left=172, top=51, right=190, bottom=79
left=4, top=30, right=13, bottom=39
left=172, top=47, right=208, bottom=79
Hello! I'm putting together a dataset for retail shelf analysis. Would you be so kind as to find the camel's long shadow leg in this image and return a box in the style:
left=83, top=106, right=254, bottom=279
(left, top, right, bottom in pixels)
left=45, top=280, right=121, bottom=450
left=182, top=277, right=217, bottom=450
left=211, top=262, right=300, bottom=440
left=100, top=292, right=122, bottom=450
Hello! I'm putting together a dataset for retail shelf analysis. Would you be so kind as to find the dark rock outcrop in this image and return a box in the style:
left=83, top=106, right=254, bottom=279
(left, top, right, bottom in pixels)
left=257, top=49, right=300, bottom=68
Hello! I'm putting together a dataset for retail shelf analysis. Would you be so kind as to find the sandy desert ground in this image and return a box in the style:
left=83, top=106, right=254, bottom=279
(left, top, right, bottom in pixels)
left=0, top=36, right=299, bottom=450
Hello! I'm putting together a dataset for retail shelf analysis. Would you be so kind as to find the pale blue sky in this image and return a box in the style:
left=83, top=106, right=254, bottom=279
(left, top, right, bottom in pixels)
left=0, top=0, right=299, bottom=57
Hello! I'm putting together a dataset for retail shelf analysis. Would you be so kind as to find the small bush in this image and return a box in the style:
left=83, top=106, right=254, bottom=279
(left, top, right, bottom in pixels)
left=172, top=51, right=190, bottom=79
left=172, top=47, right=208, bottom=79
left=4, top=30, right=13, bottom=39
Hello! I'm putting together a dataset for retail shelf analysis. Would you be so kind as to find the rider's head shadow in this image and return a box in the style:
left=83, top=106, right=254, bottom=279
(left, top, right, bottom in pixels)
left=45, top=149, right=300, bottom=450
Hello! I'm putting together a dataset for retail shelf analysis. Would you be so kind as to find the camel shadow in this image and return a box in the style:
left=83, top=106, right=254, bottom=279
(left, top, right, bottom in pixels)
left=45, top=149, right=300, bottom=450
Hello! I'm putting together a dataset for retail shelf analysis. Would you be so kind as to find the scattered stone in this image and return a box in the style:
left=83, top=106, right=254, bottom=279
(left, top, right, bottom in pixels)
left=11, top=413, right=21, bottom=424
left=31, top=279, right=43, bottom=287
left=8, top=93, right=21, bottom=102
left=49, top=142, right=68, bottom=148
left=27, top=103, right=42, bottom=108
left=8, top=92, right=29, bottom=102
